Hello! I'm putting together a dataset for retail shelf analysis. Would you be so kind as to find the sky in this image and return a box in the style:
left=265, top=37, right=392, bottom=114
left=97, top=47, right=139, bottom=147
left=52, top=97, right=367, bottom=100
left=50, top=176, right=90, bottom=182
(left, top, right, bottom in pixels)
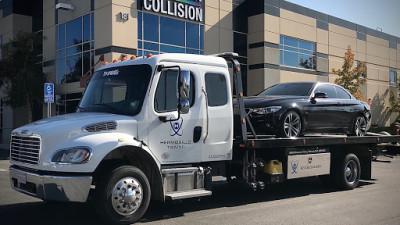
left=286, top=0, right=400, bottom=37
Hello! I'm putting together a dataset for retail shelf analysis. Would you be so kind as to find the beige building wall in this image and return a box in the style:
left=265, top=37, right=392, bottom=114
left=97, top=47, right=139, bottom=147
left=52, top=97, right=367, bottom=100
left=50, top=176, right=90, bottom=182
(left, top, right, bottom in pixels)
left=204, top=0, right=233, bottom=55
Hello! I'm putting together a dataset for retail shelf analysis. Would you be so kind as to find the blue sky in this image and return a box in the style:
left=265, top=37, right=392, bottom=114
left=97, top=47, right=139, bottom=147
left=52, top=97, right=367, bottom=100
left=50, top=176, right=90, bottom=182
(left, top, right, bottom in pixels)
left=286, top=0, right=400, bottom=37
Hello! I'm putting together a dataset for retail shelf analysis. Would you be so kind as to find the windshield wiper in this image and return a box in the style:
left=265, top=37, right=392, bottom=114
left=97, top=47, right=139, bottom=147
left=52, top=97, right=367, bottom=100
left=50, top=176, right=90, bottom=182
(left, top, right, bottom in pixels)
left=94, top=103, right=123, bottom=114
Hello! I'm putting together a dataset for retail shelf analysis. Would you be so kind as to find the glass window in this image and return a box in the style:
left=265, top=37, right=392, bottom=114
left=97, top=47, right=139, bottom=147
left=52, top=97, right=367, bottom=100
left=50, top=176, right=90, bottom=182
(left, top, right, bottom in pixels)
left=258, top=83, right=314, bottom=96
left=143, top=13, right=159, bottom=42
left=335, top=86, right=351, bottom=99
left=56, top=13, right=94, bottom=84
left=155, top=70, right=195, bottom=112
left=314, top=84, right=337, bottom=98
left=390, top=69, right=397, bottom=85
left=79, top=65, right=152, bottom=116
left=138, top=12, right=203, bottom=56
left=160, top=17, right=185, bottom=46
left=186, top=22, right=199, bottom=49
left=280, top=35, right=316, bottom=70
left=83, top=14, right=90, bottom=42
left=205, top=73, right=228, bottom=106
left=66, top=17, right=82, bottom=47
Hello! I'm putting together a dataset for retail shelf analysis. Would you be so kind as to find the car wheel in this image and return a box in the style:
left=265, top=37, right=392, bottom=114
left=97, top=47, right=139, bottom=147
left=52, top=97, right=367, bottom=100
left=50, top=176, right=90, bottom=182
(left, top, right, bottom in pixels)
left=279, top=111, right=302, bottom=138
left=95, top=165, right=151, bottom=224
left=352, top=115, right=367, bottom=136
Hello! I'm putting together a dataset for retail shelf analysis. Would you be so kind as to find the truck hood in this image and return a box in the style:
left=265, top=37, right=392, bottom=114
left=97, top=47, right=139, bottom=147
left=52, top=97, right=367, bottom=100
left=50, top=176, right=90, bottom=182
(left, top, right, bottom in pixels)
left=12, top=112, right=134, bottom=137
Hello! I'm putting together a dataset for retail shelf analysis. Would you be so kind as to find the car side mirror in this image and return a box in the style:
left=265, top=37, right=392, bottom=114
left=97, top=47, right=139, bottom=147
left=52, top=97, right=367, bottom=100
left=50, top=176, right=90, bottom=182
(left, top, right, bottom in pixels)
left=179, top=70, right=190, bottom=114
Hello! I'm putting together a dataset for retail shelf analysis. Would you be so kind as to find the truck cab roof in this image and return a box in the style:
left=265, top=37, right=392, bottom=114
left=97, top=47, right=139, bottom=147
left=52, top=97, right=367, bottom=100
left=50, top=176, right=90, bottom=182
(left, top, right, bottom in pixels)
left=99, top=53, right=229, bottom=71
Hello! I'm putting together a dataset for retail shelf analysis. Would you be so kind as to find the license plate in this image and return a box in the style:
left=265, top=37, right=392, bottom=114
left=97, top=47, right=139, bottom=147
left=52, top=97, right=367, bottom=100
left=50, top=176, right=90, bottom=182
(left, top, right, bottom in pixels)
left=17, top=172, right=27, bottom=184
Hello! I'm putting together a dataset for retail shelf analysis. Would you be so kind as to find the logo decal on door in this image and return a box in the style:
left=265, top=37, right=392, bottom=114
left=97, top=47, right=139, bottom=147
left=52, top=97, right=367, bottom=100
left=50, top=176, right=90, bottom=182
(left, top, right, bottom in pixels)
left=170, top=117, right=183, bottom=136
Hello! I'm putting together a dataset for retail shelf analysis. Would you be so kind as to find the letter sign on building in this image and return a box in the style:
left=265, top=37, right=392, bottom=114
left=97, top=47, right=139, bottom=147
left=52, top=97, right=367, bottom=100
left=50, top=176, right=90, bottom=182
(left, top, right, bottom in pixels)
left=142, top=0, right=204, bottom=22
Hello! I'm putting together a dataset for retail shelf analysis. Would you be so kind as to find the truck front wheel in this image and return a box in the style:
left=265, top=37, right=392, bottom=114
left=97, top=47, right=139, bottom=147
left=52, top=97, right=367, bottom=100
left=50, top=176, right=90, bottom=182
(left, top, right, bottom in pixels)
left=95, top=165, right=151, bottom=224
left=334, top=154, right=361, bottom=190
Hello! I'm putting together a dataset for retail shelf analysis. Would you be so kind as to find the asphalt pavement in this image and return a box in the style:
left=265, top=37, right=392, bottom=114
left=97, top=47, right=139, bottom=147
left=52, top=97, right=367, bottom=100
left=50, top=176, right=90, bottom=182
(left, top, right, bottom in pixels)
left=0, top=151, right=399, bottom=225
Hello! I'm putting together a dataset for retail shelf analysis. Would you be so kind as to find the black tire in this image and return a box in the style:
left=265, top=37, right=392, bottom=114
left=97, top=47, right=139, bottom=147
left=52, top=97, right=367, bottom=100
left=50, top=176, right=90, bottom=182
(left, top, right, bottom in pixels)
left=334, top=154, right=361, bottom=190
left=352, top=115, right=367, bottom=136
left=95, top=165, right=151, bottom=225
left=278, top=110, right=302, bottom=138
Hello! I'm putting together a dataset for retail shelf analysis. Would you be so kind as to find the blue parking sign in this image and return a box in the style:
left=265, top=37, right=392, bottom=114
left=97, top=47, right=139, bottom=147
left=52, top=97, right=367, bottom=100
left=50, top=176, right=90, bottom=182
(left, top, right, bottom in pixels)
left=44, top=83, right=54, bottom=103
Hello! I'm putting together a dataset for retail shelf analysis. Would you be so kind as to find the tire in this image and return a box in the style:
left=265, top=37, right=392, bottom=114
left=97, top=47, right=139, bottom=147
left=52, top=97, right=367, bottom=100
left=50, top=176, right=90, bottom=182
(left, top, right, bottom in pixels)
left=95, top=165, right=151, bottom=225
left=278, top=110, right=302, bottom=138
left=334, top=154, right=361, bottom=190
left=352, top=115, right=367, bottom=136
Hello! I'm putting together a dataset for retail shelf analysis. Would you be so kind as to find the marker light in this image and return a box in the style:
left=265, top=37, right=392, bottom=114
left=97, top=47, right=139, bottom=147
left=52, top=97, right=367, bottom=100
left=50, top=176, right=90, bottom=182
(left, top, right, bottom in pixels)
left=130, top=55, right=137, bottom=60
left=147, top=53, right=153, bottom=58
left=103, top=62, right=109, bottom=65
left=121, top=56, right=127, bottom=61
left=113, top=59, right=118, bottom=63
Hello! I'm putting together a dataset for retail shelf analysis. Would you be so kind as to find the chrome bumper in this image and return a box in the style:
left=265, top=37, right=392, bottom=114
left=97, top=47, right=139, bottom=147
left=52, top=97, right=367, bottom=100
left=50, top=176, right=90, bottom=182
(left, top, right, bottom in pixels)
left=9, top=166, right=92, bottom=203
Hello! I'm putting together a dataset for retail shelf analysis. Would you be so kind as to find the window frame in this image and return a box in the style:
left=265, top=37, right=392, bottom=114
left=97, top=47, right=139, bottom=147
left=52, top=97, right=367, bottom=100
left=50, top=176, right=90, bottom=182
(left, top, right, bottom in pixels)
left=279, top=35, right=316, bottom=71
left=205, top=73, right=229, bottom=107
left=390, top=69, right=398, bottom=86
left=154, top=69, right=196, bottom=113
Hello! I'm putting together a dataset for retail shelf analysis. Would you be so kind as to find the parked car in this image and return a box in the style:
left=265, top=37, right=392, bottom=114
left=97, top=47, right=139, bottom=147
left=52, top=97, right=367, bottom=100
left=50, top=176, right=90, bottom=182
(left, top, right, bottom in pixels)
left=244, top=82, right=371, bottom=138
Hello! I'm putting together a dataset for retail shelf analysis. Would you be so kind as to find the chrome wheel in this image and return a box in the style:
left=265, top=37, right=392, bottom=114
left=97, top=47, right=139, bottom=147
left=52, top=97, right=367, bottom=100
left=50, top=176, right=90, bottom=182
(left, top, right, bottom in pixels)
left=112, top=177, right=143, bottom=216
left=283, top=112, right=301, bottom=138
left=354, top=116, right=367, bottom=136
left=345, top=160, right=358, bottom=185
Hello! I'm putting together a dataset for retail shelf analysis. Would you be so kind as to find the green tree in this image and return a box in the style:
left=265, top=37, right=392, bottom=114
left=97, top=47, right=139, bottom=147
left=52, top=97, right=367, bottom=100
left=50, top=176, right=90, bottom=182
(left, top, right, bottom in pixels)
left=0, top=32, right=47, bottom=123
left=333, top=46, right=367, bottom=101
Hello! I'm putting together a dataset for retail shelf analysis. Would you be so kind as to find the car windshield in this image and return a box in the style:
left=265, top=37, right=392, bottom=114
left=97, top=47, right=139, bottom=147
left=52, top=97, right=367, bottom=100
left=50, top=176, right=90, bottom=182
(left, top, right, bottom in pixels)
left=78, top=64, right=152, bottom=116
left=258, top=83, right=314, bottom=96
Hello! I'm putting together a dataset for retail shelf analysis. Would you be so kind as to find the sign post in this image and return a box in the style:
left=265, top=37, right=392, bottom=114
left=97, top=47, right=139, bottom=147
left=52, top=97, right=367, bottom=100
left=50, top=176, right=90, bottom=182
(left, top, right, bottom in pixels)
left=44, top=83, right=54, bottom=118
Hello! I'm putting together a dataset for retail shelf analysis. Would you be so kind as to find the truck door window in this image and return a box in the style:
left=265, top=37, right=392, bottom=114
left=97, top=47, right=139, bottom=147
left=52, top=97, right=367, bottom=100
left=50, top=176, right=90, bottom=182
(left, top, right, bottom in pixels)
left=205, top=73, right=228, bottom=106
left=155, top=70, right=195, bottom=112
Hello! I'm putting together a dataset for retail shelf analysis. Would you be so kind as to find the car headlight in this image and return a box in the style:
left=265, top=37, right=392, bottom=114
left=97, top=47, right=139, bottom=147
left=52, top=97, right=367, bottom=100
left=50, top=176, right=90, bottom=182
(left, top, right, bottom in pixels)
left=51, top=147, right=92, bottom=164
left=249, top=106, right=282, bottom=114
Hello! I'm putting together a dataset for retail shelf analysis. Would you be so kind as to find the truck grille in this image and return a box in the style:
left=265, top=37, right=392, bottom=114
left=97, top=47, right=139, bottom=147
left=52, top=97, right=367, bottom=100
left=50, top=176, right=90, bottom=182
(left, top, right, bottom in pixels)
left=10, top=135, right=41, bottom=165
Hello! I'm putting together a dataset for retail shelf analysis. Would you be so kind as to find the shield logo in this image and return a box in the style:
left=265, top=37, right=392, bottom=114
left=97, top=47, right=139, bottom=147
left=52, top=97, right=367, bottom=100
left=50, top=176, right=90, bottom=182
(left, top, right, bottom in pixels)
left=170, top=117, right=183, bottom=136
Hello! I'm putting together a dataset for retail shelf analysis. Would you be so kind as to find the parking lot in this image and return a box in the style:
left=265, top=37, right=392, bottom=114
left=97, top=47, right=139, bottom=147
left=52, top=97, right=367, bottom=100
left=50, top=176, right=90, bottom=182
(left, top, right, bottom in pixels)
left=0, top=150, right=400, bottom=225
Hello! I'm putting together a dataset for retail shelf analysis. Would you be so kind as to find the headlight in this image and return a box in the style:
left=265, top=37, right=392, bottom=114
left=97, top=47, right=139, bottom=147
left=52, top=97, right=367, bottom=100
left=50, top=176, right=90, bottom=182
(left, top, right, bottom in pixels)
left=249, top=106, right=282, bottom=114
left=51, top=147, right=91, bottom=164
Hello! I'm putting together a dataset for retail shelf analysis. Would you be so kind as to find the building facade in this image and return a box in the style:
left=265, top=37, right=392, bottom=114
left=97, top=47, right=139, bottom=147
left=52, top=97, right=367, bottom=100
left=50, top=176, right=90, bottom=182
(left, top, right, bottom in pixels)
left=0, top=0, right=399, bottom=144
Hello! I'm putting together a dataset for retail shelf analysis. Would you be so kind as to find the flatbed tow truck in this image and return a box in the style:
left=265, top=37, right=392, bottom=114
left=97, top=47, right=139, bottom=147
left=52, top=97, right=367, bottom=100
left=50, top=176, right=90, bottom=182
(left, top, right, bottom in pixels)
left=8, top=53, right=400, bottom=224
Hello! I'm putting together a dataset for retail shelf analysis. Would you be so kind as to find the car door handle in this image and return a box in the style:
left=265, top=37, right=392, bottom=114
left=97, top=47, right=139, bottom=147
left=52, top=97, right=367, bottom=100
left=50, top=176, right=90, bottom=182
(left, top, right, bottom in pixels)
left=193, top=126, right=202, bottom=143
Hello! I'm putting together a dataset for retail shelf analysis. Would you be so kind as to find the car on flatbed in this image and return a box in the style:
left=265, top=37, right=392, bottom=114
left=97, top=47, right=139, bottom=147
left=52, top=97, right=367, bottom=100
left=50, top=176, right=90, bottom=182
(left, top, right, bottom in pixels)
left=244, top=82, right=371, bottom=138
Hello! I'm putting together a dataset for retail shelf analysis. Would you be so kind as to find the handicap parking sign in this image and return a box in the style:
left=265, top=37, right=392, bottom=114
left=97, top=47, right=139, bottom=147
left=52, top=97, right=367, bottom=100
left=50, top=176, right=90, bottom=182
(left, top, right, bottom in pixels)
left=44, top=83, right=54, bottom=103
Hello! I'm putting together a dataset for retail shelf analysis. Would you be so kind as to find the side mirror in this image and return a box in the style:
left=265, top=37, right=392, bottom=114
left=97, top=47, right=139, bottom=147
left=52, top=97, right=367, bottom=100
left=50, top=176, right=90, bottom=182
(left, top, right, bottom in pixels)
left=179, top=70, right=190, bottom=114
left=314, top=92, right=327, bottom=99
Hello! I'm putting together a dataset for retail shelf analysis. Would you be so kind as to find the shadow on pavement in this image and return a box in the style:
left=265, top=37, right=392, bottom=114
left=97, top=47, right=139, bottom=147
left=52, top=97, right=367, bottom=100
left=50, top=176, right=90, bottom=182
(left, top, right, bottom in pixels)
left=0, top=149, right=9, bottom=160
left=0, top=177, right=375, bottom=225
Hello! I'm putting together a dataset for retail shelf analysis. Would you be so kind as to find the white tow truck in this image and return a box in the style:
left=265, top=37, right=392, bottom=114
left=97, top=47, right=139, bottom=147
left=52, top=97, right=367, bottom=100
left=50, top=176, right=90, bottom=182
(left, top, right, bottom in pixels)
left=9, top=53, right=400, bottom=224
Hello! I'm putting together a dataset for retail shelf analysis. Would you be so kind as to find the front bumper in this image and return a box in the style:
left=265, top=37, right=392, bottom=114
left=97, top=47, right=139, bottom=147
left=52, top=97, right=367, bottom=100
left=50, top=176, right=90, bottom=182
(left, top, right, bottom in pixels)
left=9, top=166, right=92, bottom=202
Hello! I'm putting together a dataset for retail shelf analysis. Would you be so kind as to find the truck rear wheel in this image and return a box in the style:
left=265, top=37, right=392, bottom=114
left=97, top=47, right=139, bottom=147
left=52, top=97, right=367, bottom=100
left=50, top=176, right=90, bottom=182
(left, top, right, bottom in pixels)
left=95, top=165, right=151, bottom=224
left=334, top=154, right=361, bottom=190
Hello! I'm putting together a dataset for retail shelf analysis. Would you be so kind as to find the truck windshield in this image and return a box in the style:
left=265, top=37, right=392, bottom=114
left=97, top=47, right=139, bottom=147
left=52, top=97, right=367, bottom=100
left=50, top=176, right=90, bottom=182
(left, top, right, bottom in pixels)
left=78, top=64, right=152, bottom=116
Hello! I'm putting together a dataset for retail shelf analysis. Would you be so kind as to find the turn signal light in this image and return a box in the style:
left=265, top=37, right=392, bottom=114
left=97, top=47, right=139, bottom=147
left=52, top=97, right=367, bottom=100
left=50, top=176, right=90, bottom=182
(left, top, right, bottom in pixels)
left=130, top=55, right=137, bottom=60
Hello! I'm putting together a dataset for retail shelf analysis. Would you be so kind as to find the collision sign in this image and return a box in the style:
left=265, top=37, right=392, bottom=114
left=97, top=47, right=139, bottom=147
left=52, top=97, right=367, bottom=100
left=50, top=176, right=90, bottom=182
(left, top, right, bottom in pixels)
left=143, top=0, right=203, bottom=22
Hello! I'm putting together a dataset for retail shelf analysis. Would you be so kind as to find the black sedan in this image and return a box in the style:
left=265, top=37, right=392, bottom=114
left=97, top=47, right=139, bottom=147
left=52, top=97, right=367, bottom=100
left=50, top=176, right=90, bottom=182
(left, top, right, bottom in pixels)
left=244, top=82, right=371, bottom=138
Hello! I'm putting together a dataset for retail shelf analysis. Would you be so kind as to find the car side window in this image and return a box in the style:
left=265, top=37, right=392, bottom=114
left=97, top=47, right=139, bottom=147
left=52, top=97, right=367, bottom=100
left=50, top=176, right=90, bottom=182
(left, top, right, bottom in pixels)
left=205, top=73, right=228, bottom=106
left=335, top=86, right=351, bottom=99
left=314, top=84, right=337, bottom=98
left=154, top=70, right=195, bottom=112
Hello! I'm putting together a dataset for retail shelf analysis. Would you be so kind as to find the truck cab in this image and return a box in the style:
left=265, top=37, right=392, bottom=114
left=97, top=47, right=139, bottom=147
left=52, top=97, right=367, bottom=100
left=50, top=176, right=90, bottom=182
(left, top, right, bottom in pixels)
left=9, top=53, right=235, bottom=224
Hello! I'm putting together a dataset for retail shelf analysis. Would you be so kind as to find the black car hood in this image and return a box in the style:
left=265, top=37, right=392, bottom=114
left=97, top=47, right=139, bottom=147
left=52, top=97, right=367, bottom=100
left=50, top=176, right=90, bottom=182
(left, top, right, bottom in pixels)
left=239, top=95, right=307, bottom=108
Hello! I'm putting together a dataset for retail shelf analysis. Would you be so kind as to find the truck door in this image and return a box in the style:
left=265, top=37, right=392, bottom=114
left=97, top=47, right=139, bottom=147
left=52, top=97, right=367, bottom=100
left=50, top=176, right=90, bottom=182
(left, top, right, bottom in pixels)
left=148, top=67, right=203, bottom=164
left=201, top=71, right=233, bottom=161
